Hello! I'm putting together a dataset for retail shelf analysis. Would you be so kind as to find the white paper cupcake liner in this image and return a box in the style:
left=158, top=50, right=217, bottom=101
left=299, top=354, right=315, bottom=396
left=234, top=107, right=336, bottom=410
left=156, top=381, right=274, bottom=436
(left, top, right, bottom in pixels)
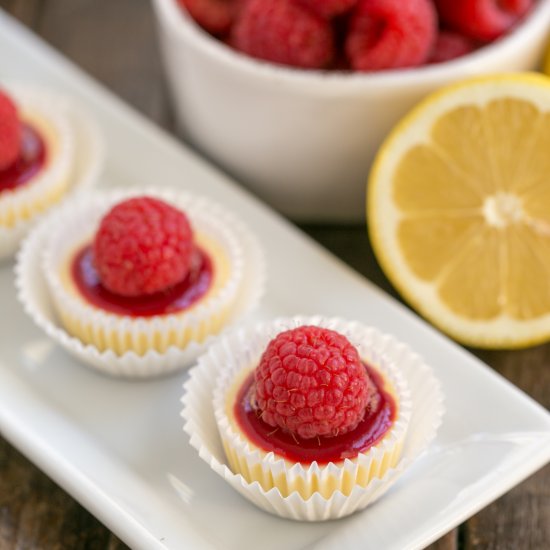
left=15, top=187, right=265, bottom=378
left=0, top=84, right=104, bottom=261
left=182, top=316, right=444, bottom=521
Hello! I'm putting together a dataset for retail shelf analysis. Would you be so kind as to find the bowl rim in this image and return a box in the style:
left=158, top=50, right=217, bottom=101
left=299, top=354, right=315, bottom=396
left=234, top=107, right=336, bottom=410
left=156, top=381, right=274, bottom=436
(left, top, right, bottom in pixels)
left=154, top=0, right=550, bottom=91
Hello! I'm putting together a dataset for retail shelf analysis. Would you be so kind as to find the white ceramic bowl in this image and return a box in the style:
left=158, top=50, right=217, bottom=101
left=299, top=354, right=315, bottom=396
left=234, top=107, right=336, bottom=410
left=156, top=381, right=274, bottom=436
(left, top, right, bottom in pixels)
left=153, top=0, right=550, bottom=221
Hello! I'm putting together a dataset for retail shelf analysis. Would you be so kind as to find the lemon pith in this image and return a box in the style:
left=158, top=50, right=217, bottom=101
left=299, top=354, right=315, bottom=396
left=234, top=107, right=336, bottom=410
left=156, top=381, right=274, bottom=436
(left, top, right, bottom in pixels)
left=368, top=73, right=550, bottom=349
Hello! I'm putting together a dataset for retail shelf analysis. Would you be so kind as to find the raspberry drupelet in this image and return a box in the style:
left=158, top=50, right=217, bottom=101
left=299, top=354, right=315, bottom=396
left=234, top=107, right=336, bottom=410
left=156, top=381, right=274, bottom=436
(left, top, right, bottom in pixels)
left=253, top=326, right=371, bottom=439
left=177, top=0, right=238, bottom=35
left=297, top=0, right=358, bottom=19
left=93, top=196, right=194, bottom=297
left=429, top=31, right=476, bottom=64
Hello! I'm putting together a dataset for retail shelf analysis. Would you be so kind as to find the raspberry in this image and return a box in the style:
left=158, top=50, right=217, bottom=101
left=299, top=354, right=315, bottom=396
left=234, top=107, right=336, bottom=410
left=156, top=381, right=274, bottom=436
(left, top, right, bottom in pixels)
left=232, top=0, right=335, bottom=70
left=93, top=197, right=194, bottom=297
left=429, top=31, right=476, bottom=64
left=345, top=0, right=437, bottom=71
left=435, top=0, right=534, bottom=42
left=297, top=0, right=358, bottom=19
left=0, top=89, right=21, bottom=171
left=253, top=326, right=370, bottom=439
left=178, top=0, right=237, bottom=35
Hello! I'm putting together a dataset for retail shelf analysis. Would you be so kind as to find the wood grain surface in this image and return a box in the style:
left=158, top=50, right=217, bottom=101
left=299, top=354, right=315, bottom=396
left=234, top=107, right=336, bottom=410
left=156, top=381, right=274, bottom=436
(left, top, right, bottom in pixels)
left=0, top=1, right=548, bottom=549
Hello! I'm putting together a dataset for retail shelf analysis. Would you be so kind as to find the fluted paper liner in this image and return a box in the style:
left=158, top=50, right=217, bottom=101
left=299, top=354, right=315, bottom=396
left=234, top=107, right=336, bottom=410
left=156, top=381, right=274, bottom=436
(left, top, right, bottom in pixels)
left=182, top=316, right=445, bottom=520
left=15, top=188, right=265, bottom=378
left=0, top=84, right=103, bottom=260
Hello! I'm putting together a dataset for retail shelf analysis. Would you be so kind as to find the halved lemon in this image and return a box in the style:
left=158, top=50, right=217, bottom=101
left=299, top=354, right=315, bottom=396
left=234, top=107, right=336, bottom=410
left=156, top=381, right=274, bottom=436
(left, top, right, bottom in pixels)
left=368, top=73, right=550, bottom=349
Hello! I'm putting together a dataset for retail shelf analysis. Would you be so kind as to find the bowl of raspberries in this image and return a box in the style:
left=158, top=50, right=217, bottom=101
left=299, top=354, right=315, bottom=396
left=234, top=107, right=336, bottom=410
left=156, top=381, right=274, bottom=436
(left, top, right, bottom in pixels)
left=153, top=0, right=550, bottom=221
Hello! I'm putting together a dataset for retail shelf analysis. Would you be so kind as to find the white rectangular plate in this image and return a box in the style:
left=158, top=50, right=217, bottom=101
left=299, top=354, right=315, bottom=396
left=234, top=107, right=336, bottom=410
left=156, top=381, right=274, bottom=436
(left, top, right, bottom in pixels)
left=1, top=11, right=549, bottom=550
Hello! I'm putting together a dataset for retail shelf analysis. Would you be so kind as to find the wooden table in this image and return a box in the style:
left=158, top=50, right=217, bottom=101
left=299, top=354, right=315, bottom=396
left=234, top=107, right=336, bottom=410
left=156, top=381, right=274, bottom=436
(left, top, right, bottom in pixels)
left=0, top=1, right=548, bottom=548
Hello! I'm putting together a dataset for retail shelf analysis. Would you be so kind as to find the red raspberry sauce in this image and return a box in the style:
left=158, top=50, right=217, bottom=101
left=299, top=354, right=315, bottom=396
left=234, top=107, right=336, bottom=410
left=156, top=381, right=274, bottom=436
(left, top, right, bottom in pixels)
left=0, top=123, right=46, bottom=192
left=71, top=244, right=214, bottom=317
left=234, top=364, right=396, bottom=464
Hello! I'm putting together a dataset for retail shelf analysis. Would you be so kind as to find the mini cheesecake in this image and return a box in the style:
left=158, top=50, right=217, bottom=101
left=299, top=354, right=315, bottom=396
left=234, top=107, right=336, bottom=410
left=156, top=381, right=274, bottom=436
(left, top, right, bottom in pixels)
left=213, top=322, right=412, bottom=500
left=183, top=317, right=444, bottom=520
left=42, top=190, right=246, bottom=356
left=0, top=84, right=103, bottom=260
left=57, top=229, right=233, bottom=354
left=0, top=87, right=74, bottom=228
